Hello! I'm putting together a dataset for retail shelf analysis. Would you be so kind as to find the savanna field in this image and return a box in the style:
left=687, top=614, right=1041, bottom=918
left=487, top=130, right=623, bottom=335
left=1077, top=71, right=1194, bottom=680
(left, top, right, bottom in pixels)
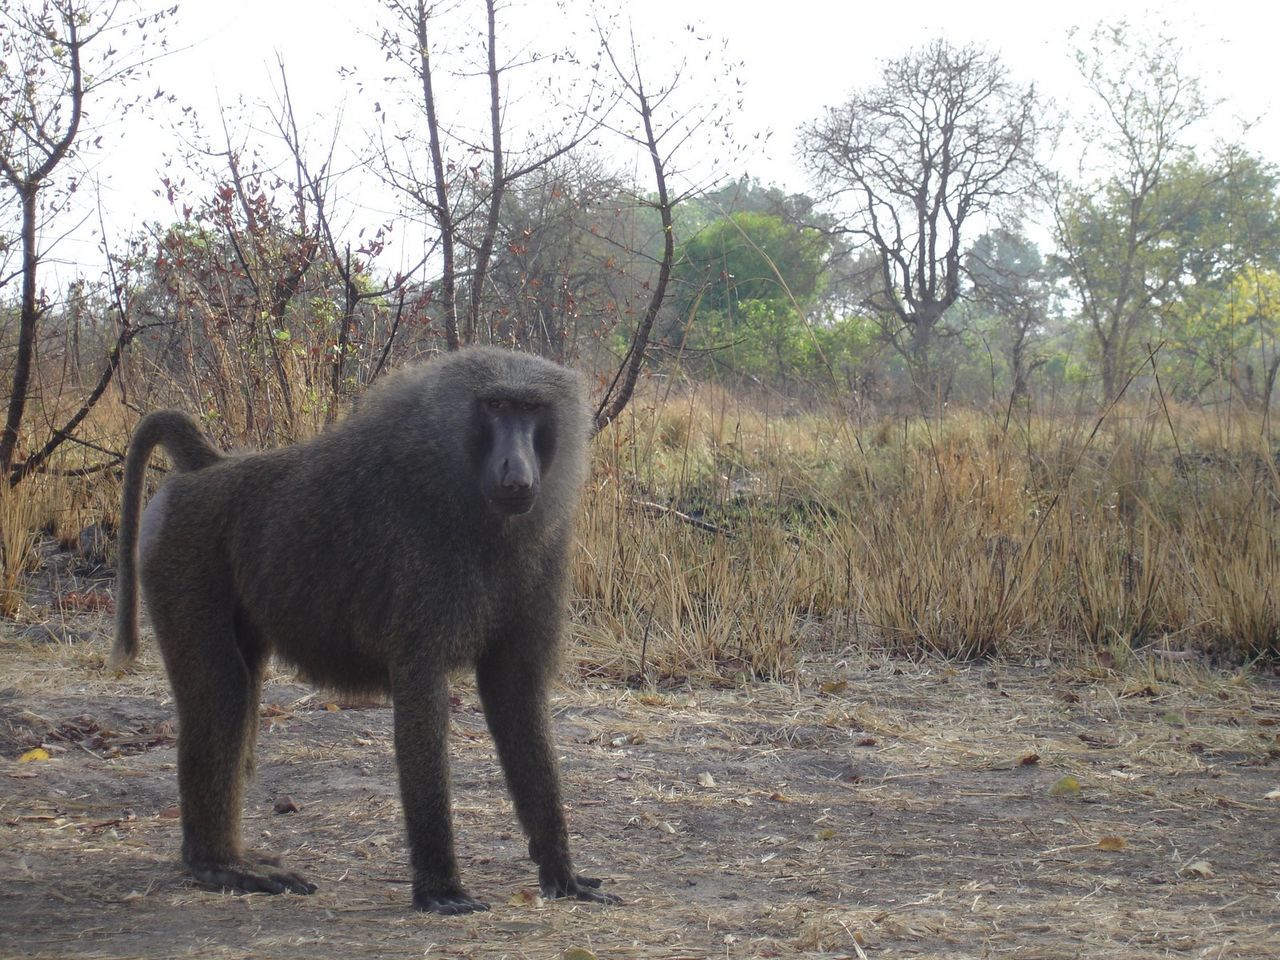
left=3, top=1, right=1280, bottom=955
left=2, top=376, right=1278, bottom=958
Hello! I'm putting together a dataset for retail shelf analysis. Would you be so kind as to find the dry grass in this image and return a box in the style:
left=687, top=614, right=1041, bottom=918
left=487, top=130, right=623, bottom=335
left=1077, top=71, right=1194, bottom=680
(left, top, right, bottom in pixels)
left=0, top=481, right=42, bottom=616
left=568, top=380, right=1279, bottom=679
left=3, top=366, right=1277, bottom=679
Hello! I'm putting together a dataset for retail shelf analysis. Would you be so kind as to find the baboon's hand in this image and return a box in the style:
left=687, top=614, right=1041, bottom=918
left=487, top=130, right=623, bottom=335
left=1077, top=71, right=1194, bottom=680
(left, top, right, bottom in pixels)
left=413, top=888, right=490, bottom=915
left=539, top=867, right=622, bottom=905
left=188, top=856, right=316, bottom=895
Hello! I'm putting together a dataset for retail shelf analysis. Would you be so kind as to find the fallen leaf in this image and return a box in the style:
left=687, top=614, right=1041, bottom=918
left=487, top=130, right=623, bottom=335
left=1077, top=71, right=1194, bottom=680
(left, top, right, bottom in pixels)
left=562, top=949, right=598, bottom=960
left=769, top=792, right=791, bottom=803
left=158, top=805, right=180, bottom=819
left=1264, top=789, right=1280, bottom=801
left=273, top=795, right=300, bottom=814
left=1019, top=753, right=1041, bottom=766
left=855, top=736, right=878, bottom=747
left=1049, top=775, right=1081, bottom=798
left=1097, top=836, right=1127, bottom=851
left=509, top=889, right=541, bottom=906
left=1180, top=860, right=1213, bottom=879
left=818, top=679, right=848, bottom=695
left=697, top=772, right=716, bottom=788
left=815, top=828, right=836, bottom=841
left=18, top=748, right=50, bottom=763
left=324, top=703, right=341, bottom=712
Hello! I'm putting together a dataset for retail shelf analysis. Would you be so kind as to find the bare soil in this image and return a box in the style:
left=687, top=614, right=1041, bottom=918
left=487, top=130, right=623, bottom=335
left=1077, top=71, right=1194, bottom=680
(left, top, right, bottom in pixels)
left=2, top=549, right=1279, bottom=959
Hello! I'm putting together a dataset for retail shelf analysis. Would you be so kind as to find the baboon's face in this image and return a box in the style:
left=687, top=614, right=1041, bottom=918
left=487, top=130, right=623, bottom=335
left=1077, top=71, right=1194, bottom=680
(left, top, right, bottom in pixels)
left=475, top=397, right=556, bottom=516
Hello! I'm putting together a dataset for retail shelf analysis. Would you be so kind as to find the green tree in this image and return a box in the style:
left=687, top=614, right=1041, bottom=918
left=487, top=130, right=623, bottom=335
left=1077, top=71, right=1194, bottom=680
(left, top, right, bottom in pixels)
left=677, top=212, right=826, bottom=314
left=1058, top=144, right=1280, bottom=406
left=672, top=211, right=828, bottom=384
left=1161, top=150, right=1280, bottom=405
left=1169, top=266, right=1280, bottom=409
left=967, top=230, right=1053, bottom=401
left=1051, top=21, right=1212, bottom=403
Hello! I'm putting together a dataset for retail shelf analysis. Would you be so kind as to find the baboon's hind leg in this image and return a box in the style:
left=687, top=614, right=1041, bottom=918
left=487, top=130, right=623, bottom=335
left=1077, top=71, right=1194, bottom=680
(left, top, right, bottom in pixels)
left=154, top=606, right=315, bottom=896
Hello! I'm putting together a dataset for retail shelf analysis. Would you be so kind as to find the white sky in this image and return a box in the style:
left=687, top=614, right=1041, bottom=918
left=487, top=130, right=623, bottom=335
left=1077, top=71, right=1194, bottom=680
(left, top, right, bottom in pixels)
left=40, top=0, right=1280, bottom=277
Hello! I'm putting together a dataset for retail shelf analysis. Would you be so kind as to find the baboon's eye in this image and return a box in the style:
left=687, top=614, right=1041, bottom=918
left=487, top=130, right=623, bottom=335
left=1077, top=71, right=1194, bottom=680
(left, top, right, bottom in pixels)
left=486, top=399, right=507, bottom=411
left=520, top=401, right=541, bottom=413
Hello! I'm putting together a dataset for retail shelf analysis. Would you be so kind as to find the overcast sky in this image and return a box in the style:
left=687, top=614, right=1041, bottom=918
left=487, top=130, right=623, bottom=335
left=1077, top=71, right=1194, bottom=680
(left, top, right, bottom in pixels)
left=48, top=0, right=1280, bottom=275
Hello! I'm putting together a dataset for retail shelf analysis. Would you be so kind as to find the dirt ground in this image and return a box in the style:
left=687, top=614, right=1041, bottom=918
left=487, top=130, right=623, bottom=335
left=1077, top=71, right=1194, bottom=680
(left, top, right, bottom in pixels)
left=2, top=548, right=1279, bottom=959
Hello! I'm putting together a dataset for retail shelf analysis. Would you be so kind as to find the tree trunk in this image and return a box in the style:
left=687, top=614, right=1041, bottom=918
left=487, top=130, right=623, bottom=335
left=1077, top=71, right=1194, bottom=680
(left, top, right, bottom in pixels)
left=1259, top=355, right=1280, bottom=413
left=415, top=1, right=459, bottom=349
left=908, top=316, right=937, bottom=408
left=0, top=186, right=39, bottom=478
left=1010, top=333, right=1029, bottom=402
left=1100, top=342, right=1119, bottom=405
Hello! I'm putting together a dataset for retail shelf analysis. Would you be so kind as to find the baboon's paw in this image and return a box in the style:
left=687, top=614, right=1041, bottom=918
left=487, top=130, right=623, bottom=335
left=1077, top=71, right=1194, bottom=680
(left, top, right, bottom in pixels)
left=413, top=888, right=490, bottom=915
left=541, top=871, right=623, bottom=905
left=188, top=856, right=317, bottom=896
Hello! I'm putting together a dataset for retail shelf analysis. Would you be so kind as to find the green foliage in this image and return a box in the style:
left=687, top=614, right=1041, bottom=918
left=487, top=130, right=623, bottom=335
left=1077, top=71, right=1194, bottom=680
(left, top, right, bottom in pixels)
left=1166, top=266, right=1280, bottom=407
left=676, top=211, right=827, bottom=315
left=669, top=211, right=830, bottom=383
left=1054, top=151, right=1280, bottom=400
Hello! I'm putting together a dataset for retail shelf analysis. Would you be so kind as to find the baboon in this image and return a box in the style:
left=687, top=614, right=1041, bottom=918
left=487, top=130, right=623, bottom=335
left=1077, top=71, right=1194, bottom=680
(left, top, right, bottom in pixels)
left=113, top=347, right=618, bottom=915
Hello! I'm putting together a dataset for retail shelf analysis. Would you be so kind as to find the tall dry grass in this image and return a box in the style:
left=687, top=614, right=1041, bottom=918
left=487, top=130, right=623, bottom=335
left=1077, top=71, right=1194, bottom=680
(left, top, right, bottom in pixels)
left=1, top=481, right=42, bottom=616
left=4, top=362, right=1276, bottom=680
left=570, top=380, right=1279, bottom=679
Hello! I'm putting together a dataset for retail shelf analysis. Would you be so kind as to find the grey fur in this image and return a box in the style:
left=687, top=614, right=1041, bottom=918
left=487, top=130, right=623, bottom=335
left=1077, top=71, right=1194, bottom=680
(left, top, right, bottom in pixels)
left=112, top=347, right=617, bottom=914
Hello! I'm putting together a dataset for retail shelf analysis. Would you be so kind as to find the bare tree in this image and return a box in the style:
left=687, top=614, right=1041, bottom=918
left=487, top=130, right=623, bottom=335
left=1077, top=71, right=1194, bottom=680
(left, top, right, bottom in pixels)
left=375, top=0, right=602, bottom=351
left=590, top=28, right=677, bottom=432
left=484, top=156, right=628, bottom=358
left=799, top=40, right=1038, bottom=406
left=588, top=15, right=744, bottom=431
left=0, top=0, right=172, bottom=483
left=268, top=62, right=419, bottom=421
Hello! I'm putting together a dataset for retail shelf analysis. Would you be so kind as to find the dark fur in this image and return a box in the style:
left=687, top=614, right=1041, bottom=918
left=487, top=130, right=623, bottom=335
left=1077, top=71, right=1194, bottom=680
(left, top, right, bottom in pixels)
left=112, top=347, right=616, bottom=913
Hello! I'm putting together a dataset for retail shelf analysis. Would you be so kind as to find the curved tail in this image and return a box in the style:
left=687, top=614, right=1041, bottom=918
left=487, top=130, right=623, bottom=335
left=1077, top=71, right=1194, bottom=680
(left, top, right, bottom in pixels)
left=111, top=411, right=223, bottom=670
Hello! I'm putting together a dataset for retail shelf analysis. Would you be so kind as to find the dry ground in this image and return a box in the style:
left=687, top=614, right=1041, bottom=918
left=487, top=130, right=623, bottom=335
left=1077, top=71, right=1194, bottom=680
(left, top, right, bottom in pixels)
left=2, top=551, right=1279, bottom=959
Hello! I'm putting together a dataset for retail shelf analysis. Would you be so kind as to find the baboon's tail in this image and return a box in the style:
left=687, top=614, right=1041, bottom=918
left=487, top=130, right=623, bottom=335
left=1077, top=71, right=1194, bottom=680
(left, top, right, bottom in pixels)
left=111, top=411, right=223, bottom=670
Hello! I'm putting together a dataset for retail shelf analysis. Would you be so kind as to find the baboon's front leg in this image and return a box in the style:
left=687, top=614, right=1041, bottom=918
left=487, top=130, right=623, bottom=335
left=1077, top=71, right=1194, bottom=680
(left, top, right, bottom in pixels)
left=477, top=647, right=620, bottom=905
left=392, top=663, right=489, bottom=915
